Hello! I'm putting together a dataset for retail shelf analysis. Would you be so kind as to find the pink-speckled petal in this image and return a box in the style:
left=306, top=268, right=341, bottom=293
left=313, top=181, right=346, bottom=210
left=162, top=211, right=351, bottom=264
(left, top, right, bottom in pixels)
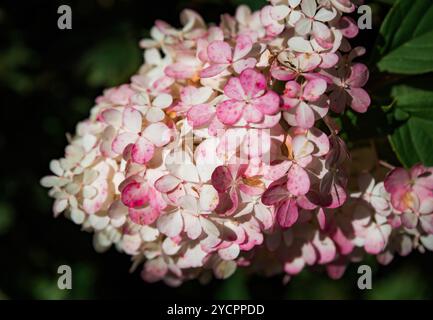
left=224, top=77, right=245, bottom=100
left=233, top=35, right=253, bottom=61
left=131, top=137, right=154, bottom=164
left=216, top=100, right=244, bottom=125
left=347, top=63, right=369, bottom=88
left=264, top=161, right=291, bottom=181
left=121, top=182, right=149, bottom=208
left=112, top=132, right=137, bottom=154
left=277, top=199, right=299, bottom=228
left=199, top=63, right=229, bottom=78
left=251, top=90, right=280, bottom=115
left=129, top=206, right=160, bottom=225
left=262, top=183, right=289, bottom=205
left=165, top=63, right=196, bottom=79
left=243, top=104, right=263, bottom=123
left=287, top=164, right=310, bottom=196
left=211, top=165, right=233, bottom=193
left=187, top=104, right=214, bottom=127
left=239, top=68, right=266, bottom=99
left=347, top=88, right=370, bottom=113
left=207, top=40, right=232, bottom=64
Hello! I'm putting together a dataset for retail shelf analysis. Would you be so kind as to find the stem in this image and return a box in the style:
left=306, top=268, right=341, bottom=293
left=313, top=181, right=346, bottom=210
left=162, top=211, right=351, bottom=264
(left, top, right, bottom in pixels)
left=378, top=160, right=395, bottom=171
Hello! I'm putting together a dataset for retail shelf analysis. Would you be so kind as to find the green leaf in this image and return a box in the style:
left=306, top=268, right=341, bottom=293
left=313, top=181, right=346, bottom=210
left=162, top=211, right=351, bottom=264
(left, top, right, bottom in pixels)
left=389, top=84, right=433, bottom=167
left=377, top=0, right=433, bottom=74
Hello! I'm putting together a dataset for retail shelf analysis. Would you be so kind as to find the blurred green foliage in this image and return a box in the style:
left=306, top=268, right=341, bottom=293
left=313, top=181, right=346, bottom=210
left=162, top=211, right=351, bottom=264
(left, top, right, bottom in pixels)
left=0, top=0, right=433, bottom=300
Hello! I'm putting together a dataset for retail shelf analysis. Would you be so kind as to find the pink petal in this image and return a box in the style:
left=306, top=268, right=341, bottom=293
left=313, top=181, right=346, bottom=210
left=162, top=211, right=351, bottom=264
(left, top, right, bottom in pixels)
left=233, top=35, right=253, bottom=61
left=186, top=104, right=215, bottom=127
left=215, top=188, right=239, bottom=216
left=347, top=63, right=369, bottom=87
left=199, top=63, right=229, bottom=78
left=131, top=137, right=154, bottom=164
left=239, top=68, right=266, bottom=99
left=295, top=102, right=315, bottom=128
left=165, top=63, right=196, bottom=79
left=313, top=236, right=336, bottom=264
left=251, top=90, right=280, bottom=115
left=284, top=257, right=305, bottom=275
left=364, top=226, right=388, bottom=254
left=232, top=57, right=257, bottom=74
left=276, top=198, right=299, bottom=228
left=298, top=53, right=321, bottom=72
left=287, top=164, right=310, bottom=196
left=348, top=87, right=370, bottom=113
left=303, top=79, right=327, bottom=102
left=262, top=183, right=289, bottom=205
left=129, top=206, right=160, bottom=225
left=207, top=40, right=232, bottom=64
left=112, top=132, right=137, bottom=154
left=312, top=21, right=331, bottom=42
left=243, top=104, right=263, bottom=123
left=271, top=65, right=297, bottom=81
left=121, top=182, right=149, bottom=208
left=211, top=166, right=233, bottom=193
left=284, top=81, right=302, bottom=98
left=224, top=77, right=245, bottom=100
left=199, top=185, right=219, bottom=211
left=216, top=100, right=244, bottom=125
left=384, top=168, right=410, bottom=194
left=264, top=161, right=291, bottom=181
left=141, top=257, right=167, bottom=283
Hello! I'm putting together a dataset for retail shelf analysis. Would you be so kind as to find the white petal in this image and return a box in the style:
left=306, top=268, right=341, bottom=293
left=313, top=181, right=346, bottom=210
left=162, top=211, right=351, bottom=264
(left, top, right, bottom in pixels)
left=143, top=122, right=172, bottom=147
left=71, top=209, right=85, bottom=224
left=199, top=185, right=219, bottom=212
left=157, top=210, right=183, bottom=237
left=288, top=37, right=313, bottom=52
left=153, top=93, right=173, bottom=108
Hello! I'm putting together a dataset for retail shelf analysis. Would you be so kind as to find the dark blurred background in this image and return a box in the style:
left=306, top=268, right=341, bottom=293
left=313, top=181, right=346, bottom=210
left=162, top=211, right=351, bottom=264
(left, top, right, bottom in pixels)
left=0, top=0, right=432, bottom=299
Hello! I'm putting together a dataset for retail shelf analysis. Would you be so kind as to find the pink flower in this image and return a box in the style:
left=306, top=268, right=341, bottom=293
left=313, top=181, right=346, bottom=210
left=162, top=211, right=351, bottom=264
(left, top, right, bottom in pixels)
left=282, top=79, right=329, bottom=129
left=172, top=85, right=213, bottom=118
left=216, top=68, right=280, bottom=126
left=211, top=163, right=265, bottom=216
left=271, top=51, right=323, bottom=81
left=101, top=107, right=172, bottom=164
left=324, top=61, right=371, bottom=113
left=200, top=35, right=256, bottom=78
left=384, top=165, right=433, bottom=213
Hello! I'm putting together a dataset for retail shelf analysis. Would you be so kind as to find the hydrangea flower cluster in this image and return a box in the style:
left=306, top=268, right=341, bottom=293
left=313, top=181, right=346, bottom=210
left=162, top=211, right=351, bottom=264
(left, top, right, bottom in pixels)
left=41, top=0, right=433, bottom=286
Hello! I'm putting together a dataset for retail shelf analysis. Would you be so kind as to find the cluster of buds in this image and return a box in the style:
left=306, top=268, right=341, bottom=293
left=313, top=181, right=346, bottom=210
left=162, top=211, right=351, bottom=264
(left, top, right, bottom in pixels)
left=41, top=0, right=433, bottom=286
